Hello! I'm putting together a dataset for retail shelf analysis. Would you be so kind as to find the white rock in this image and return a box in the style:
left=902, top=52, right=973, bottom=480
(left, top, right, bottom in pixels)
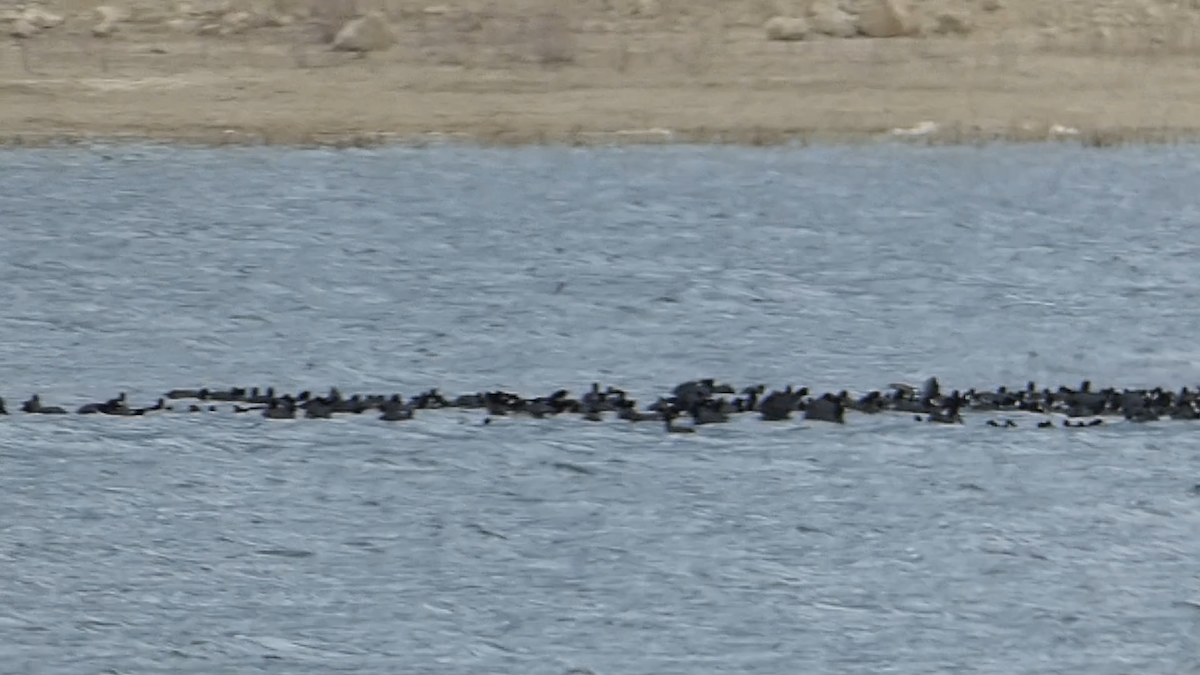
left=124, top=1, right=172, bottom=24
left=22, top=7, right=63, bottom=30
left=331, top=12, right=395, bottom=52
left=92, top=6, right=124, bottom=37
left=859, top=0, right=916, bottom=38
left=764, top=16, right=808, bottom=41
left=93, top=5, right=127, bottom=24
left=10, top=18, right=36, bottom=38
left=631, top=0, right=659, bottom=18
left=808, top=1, right=857, bottom=38
left=891, top=120, right=938, bottom=136
left=178, top=0, right=230, bottom=19
left=165, top=17, right=200, bottom=33
left=259, top=12, right=292, bottom=28
left=220, top=10, right=254, bottom=35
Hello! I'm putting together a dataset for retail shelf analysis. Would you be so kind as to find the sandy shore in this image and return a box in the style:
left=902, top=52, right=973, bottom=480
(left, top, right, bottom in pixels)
left=3, top=1, right=1200, bottom=147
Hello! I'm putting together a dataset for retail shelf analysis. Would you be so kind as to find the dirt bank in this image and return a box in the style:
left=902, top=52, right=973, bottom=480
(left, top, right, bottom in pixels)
left=2, top=0, right=1200, bottom=146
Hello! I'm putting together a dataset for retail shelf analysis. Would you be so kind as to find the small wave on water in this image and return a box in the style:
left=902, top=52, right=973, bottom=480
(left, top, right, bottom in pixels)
left=1, top=143, right=1199, bottom=674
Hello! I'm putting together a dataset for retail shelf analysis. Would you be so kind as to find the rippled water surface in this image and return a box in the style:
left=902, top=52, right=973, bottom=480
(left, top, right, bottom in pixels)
left=2, top=144, right=1200, bottom=674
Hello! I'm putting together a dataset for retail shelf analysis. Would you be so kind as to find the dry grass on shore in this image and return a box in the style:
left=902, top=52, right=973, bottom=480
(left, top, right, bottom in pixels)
left=3, top=0, right=1200, bottom=146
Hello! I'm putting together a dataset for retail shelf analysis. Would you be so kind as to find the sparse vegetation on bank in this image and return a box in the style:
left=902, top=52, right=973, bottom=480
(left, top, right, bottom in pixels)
left=1, top=0, right=1200, bottom=146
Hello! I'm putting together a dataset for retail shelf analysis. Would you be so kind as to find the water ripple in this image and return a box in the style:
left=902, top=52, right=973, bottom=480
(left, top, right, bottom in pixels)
left=0, top=144, right=1198, bottom=673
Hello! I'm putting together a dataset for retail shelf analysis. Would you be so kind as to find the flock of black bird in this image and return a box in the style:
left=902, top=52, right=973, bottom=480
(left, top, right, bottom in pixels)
left=0, top=377, right=1192, bottom=431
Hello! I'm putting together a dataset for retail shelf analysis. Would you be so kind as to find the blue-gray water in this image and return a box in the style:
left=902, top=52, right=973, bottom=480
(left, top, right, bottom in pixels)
left=2, top=144, right=1200, bottom=674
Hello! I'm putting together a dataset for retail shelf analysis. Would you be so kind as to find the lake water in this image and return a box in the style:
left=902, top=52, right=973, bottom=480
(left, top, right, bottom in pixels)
left=1, top=143, right=1199, bottom=674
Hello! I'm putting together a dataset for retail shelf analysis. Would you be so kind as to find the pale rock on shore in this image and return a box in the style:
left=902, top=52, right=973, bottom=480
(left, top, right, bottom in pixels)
left=3, top=4, right=62, bottom=37
left=858, top=0, right=916, bottom=37
left=808, top=1, right=858, bottom=38
left=0, top=0, right=1190, bottom=48
left=23, top=6, right=62, bottom=29
left=765, top=0, right=924, bottom=41
left=92, top=5, right=124, bottom=37
left=9, top=16, right=34, bottom=36
left=331, top=11, right=393, bottom=52
left=764, top=15, right=807, bottom=41
left=0, top=0, right=973, bottom=47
